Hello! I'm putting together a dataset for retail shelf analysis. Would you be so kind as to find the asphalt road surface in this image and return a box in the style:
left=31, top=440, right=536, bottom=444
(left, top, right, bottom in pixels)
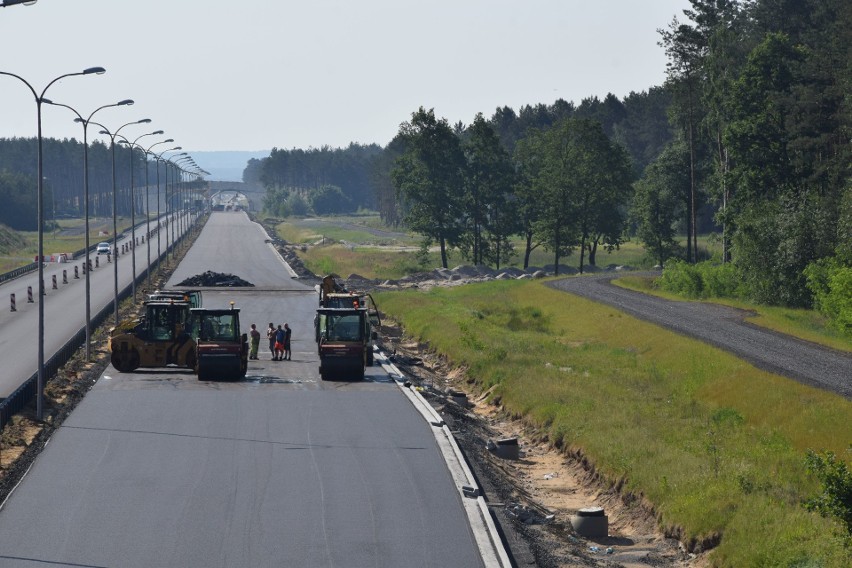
left=0, top=213, right=191, bottom=399
left=549, top=275, right=852, bottom=399
left=0, top=212, right=486, bottom=568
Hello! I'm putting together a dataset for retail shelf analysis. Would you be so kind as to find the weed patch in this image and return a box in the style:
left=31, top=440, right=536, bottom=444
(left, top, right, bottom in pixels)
left=375, top=279, right=852, bottom=565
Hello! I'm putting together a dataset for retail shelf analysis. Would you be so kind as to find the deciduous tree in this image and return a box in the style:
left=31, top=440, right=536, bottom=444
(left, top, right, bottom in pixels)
left=392, top=108, right=466, bottom=269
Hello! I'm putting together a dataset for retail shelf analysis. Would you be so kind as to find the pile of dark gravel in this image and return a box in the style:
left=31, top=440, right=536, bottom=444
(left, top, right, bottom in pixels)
left=177, top=271, right=254, bottom=287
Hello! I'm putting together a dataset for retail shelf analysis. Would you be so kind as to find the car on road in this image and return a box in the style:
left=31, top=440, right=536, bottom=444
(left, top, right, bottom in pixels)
left=96, top=242, right=112, bottom=255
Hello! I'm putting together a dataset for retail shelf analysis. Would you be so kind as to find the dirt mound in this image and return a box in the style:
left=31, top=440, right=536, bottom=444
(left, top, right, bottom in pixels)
left=0, top=224, right=28, bottom=255
left=176, top=271, right=254, bottom=287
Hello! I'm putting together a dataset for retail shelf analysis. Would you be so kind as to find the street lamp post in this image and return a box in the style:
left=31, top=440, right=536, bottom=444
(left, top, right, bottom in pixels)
left=92, top=118, right=150, bottom=326
left=43, top=98, right=133, bottom=361
left=140, top=139, right=173, bottom=290
left=173, top=156, right=194, bottom=250
left=119, top=129, right=162, bottom=302
left=0, top=66, right=105, bottom=420
left=163, top=152, right=187, bottom=261
left=154, top=148, right=182, bottom=273
left=0, top=0, right=38, bottom=7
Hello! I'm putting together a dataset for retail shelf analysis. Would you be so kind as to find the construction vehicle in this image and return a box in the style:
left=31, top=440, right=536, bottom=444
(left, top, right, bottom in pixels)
left=109, top=300, right=248, bottom=381
left=146, top=289, right=202, bottom=308
left=109, top=299, right=196, bottom=372
left=193, top=305, right=248, bottom=381
left=315, top=275, right=380, bottom=380
left=317, top=275, right=381, bottom=365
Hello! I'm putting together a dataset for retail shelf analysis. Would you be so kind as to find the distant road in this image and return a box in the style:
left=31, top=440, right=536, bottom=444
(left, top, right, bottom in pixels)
left=549, top=275, right=852, bottom=399
left=0, top=212, right=487, bottom=568
left=0, top=213, right=190, bottom=398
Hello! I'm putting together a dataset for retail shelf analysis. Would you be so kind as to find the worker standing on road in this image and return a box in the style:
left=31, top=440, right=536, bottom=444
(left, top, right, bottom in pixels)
left=283, top=323, right=292, bottom=361
left=266, top=323, right=276, bottom=359
left=274, top=324, right=286, bottom=361
left=249, top=324, right=261, bottom=360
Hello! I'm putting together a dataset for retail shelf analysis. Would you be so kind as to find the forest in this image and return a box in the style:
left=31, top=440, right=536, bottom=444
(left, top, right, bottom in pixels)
left=1, top=0, right=849, bottom=328
left=252, top=0, right=850, bottom=331
left=0, top=136, right=193, bottom=229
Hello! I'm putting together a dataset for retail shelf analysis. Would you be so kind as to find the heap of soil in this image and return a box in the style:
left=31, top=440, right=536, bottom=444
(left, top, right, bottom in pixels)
left=177, top=271, right=254, bottom=287
left=0, top=223, right=28, bottom=254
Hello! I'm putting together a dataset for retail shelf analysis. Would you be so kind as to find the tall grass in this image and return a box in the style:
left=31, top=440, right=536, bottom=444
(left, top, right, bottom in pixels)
left=375, top=279, right=852, bottom=566
left=298, top=244, right=440, bottom=280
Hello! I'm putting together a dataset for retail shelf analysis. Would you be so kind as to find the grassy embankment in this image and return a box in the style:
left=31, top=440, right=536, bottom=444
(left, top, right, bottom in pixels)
left=0, top=217, right=137, bottom=273
left=273, top=215, right=850, bottom=563
left=275, top=215, right=844, bottom=349
left=375, top=279, right=852, bottom=566
left=275, top=215, right=661, bottom=279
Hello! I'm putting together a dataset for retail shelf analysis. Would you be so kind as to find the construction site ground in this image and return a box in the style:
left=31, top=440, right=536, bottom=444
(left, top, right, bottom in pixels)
left=1, top=228, right=708, bottom=567
left=379, top=321, right=706, bottom=568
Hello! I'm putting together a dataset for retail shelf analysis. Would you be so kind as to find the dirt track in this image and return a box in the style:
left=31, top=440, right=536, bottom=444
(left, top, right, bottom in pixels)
left=548, top=275, right=852, bottom=399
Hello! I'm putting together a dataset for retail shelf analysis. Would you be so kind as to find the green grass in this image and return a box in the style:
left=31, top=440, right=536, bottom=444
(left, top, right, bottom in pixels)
left=514, top=238, right=655, bottom=270
left=0, top=216, right=139, bottom=273
left=615, top=275, right=852, bottom=353
left=274, top=213, right=720, bottom=276
left=375, top=279, right=852, bottom=566
left=299, top=244, right=442, bottom=280
left=275, top=215, right=419, bottom=247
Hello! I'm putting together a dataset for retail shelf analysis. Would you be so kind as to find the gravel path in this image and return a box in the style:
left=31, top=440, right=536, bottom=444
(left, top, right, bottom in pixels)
left=549, top=275, right=852, bottom=399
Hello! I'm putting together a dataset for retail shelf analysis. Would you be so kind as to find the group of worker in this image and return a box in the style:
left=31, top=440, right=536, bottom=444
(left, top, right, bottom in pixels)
left=247, top=322, right=292, bottom=361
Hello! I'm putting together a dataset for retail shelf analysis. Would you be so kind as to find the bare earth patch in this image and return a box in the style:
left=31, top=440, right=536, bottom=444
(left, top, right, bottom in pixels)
left=381, top=318, right=708, bottom=567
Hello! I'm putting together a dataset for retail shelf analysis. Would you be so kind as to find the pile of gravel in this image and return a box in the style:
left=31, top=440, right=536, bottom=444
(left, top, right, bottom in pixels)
left=177, top=271, right=254, bottom=287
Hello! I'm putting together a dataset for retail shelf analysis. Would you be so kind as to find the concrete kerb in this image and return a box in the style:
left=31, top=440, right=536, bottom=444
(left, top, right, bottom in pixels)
left=253, top=215, right=299, bottom=279
left=268, top=241, right=299, bottom=279
left=375, top=349, right=513, bottom=568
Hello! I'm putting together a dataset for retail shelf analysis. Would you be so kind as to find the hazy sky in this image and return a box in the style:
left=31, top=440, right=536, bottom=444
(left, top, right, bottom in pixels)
left=1, top=0, right=689, bottom=154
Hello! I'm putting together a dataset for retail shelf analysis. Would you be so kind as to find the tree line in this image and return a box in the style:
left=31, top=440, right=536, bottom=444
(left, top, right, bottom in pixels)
left=255, top=89, right=674, bottom=274
left=245, top=144, right=383, bottom=217
left=644, top=0, right=850, bottom=309
left=3, top=1, right=847, bottom=317
left=0, top=136, right=192, bottom=231
left=255, top=0, right=850, bottom=320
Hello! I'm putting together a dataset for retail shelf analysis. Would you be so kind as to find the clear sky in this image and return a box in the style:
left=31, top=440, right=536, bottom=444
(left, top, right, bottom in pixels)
left=1, top=0, right=690, bottom=154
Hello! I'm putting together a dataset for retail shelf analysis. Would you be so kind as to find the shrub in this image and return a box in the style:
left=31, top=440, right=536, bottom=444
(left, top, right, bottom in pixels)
left=804, top=447, right=852, bottom=541
left=659, top=261, right=745, bottom=300
left=287, top=193, right=310, bottom=216
left=806, top=258, right=852, bottom=337
left=658, top=260, right=704, bottom=298
left=697, top=262, right=743, bottom=299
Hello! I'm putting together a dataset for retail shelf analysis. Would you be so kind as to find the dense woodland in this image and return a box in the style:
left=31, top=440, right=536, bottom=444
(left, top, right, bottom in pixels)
left=0, top=137, right=194, bottom=229
left=1, top=1, right=849, bottom=325
left=253, top=0, right=850, bottom=326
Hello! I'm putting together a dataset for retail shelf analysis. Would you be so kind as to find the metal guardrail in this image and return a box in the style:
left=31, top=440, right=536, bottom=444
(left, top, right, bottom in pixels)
left=0, top=219, right=198, bottom=431
left=0, top=261, right=40, bottom=286
left=0, top=217, right=164, bottom=287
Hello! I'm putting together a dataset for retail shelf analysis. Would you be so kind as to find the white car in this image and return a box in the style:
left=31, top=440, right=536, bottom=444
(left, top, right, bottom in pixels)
left=96, top=242, right=112, bottom=255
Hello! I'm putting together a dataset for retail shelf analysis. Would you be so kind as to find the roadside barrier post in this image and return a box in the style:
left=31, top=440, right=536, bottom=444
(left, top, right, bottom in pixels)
left=87, top=259, right=92, bottom=272
left=107, top=252, right=111, bottom=263
left=52, top=275, right=57, bottom=289
left=10, top=293, right=15, bottom=312
left=63, top=269, right=68, bottom=284
left=41, top=280, right=46, bottom=295
left=27, top=286, right=33, bottom=303
left=95, top=256, right=99, bottom=268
